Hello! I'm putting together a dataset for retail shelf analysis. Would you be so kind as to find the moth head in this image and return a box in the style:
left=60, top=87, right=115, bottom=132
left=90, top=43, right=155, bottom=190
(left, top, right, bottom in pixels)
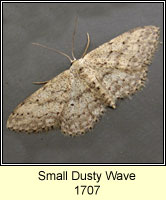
left=70, top=59, right=84, bottom=73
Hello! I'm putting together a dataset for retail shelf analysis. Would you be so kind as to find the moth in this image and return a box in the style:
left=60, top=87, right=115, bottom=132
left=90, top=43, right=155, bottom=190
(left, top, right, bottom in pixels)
left=6, top=22, right=160, bottom=136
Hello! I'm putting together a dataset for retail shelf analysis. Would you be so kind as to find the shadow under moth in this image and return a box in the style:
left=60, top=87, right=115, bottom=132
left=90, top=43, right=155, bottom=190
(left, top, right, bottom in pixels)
left=7, top=21, right=160, bottom=136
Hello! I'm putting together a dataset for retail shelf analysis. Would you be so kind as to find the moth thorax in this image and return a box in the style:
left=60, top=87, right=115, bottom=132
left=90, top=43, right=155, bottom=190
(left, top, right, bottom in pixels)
left=70, top=59, right=84, bottom=73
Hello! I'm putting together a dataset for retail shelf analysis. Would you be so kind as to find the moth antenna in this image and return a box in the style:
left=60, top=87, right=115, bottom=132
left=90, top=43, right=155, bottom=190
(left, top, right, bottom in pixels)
left=72, top=16, right=78, bottom=61
left=81, top=32, right=90, bottom=58
left=32, top=43, right=73, bottom=63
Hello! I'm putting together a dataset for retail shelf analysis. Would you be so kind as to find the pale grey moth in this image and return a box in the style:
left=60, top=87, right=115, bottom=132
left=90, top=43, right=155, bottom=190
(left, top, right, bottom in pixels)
left=7, top=24, right=160, bottom=136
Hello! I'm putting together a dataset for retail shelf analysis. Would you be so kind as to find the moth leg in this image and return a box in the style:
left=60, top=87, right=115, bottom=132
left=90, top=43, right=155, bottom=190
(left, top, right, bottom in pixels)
left=32, top=81, right=49, bottom=85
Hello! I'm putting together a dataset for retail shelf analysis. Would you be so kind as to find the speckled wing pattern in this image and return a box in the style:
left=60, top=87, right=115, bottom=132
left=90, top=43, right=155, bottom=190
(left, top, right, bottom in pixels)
left=60, top=72, right=105, bottom=135
left=82, top=26, right=160, bottom=107
left=7, top=70, right=71, bottom=133
left=7, top=26, right=160, bottom=136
